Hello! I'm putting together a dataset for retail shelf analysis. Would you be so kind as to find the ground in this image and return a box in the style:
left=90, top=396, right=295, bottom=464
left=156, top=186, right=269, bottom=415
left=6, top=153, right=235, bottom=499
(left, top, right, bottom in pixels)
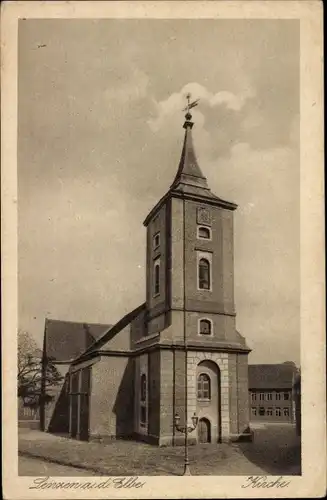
left=18, top=423, right=301, bottom=476
left=19, top=456, right=95, bottom=476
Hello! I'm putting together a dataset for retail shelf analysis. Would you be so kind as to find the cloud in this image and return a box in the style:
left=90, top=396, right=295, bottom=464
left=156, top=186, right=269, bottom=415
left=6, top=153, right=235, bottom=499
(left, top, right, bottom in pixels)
left=148, top=82, right=255, bottom=132
left=103, top=67, right=149, bottom=105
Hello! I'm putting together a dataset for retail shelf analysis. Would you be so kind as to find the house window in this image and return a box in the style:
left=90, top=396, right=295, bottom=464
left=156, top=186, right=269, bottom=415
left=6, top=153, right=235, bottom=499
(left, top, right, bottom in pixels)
left=197, top=373, right=211, bottom=400
left=199, top=318, right=212, bottom=335
left=197, top=226, right=211, bottom=240
left=275, top=407, right=281, bottom=417
left=259, top=407, right=265, bottom=416
left=283, top=392, right=290, bottom=400
left=153, top=259, right=160, bottom=296
left=153, top=233, right=160, bottom=249
left=251, top=393, right=256, bottom=402
left=259, top=393, right=265, bottom=401
left=140, top=373, right=147, bottom=425
left=267, top=407, right=273, bottom=416
left=275, top=392, right=281, bottom=400
left=283, top=407, right=290, bottom=417
left=251, top=407, right=257, bottom=416
left=199, top=258, right=210, bottom=290
left=266, top=393, right=272, bottom=401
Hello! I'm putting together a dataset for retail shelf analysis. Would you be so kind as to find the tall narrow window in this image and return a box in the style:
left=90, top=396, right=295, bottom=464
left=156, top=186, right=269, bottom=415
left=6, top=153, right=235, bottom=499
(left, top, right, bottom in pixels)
left=199, top=319, right=212, bottom=335
left=153, top=259, right=160, bottom=296
left=283, top=407, right=290, bottom=417
left=199, top=258, right=210, bottom=290
left=251, top=393, right=257, bottom=402
left=140, top=373, right=147, bottom=426
left=275, top=407, right=281, bottom=417
left=140, top=374, right=146, bottom=403
left=197, top=373, right=211, bottom=400
left=153, top=233, right=160, bottom=249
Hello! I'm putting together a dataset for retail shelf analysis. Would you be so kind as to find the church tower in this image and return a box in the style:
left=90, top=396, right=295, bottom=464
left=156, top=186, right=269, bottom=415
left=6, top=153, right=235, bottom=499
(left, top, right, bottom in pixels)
left=139, top=97, right=251, bottom=446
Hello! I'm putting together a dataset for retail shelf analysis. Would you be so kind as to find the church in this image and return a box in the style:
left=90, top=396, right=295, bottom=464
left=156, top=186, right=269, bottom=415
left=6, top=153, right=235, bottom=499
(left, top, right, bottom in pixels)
left=40, top=103, right=252, bottom=446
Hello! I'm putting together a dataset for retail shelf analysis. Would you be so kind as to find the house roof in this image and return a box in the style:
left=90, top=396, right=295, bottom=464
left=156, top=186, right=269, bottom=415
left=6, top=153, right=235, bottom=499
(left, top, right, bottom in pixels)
left=44, top=319, right=112, bottom=362
left=248, top=363, right=298, bottom=390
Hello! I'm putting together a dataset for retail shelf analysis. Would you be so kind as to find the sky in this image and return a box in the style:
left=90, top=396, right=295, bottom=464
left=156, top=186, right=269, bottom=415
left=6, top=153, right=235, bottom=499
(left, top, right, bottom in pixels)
left=18, top=19, right=300, bottom=364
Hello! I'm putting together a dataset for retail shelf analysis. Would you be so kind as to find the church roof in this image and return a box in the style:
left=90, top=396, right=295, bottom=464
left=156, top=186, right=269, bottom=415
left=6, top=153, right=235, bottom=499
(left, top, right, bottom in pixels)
left=143, top=108, right=237, bottom=227
left=72, top=302, right=146, bottom=364
left=44, top=319, right=112, bottom=362
left=248, top=363, right=298, bottom=390
left=170, top=115, right=209, bottom=191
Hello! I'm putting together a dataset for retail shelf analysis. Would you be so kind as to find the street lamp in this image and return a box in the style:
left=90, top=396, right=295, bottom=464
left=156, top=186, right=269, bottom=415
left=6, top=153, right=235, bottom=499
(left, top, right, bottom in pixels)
left=174, top=412, right=199, bottom=475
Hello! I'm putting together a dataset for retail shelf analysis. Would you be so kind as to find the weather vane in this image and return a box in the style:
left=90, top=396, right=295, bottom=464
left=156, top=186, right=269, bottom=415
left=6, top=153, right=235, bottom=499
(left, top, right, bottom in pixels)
left=182, top=93, right=200, bottom=116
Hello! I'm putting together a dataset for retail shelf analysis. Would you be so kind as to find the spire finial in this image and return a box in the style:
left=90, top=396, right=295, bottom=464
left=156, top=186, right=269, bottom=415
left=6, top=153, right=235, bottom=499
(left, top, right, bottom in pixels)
left=182, top=93, right=199, bottom=127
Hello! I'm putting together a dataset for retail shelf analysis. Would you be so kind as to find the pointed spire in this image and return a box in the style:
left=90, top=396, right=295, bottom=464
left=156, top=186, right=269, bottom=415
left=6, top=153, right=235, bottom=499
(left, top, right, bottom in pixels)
left=171, top=94, right=209, bottom=190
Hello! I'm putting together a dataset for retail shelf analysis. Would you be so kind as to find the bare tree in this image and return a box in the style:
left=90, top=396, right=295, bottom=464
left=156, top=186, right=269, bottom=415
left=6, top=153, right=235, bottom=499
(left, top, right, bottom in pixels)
left=17, top=330, right=63, bottom=408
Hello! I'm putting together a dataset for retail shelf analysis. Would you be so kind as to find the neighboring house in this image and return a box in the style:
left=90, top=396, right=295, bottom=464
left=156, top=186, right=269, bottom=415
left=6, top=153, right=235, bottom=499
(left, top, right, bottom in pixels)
left=293, top=371, right=301, bottom=435
left=41, top=109, right=252, bottom=446
left=248, top=363, right=298, bottom=423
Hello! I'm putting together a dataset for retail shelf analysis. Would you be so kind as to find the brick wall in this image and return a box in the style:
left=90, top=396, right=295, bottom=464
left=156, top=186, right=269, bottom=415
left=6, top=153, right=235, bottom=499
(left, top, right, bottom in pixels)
left=170, top=198, right=235, bottom=315
left=148, top=351, right=160, bottom=438
left=146, top=203, right=168, bottom=315
left=160, top=350, right=175, bottom=442
left=89, top=356, right=133, bottom=439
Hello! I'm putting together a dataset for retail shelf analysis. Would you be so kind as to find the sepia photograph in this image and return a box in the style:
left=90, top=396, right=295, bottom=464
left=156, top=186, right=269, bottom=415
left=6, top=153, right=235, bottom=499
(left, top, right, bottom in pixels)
left=1, top=1, right=325, bottom=499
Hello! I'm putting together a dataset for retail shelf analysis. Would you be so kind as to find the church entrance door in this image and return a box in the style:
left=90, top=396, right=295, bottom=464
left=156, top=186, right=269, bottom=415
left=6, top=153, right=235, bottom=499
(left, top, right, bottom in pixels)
left=198, top=418, right=211, bottom=443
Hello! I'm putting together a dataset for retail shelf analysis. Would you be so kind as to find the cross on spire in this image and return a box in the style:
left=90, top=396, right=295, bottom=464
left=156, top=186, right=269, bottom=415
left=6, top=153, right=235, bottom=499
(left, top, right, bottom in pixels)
left=182, top=93, right=200, bottom=121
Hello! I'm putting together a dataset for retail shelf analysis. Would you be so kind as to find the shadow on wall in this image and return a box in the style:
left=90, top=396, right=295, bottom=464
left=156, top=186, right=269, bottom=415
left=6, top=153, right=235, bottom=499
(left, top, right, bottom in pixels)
left=113, top=359, right=135, bottom=439
left=47, top=375, right=70, bottom=434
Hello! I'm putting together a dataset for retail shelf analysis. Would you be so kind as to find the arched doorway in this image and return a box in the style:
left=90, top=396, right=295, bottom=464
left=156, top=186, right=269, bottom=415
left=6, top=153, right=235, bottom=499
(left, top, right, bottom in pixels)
left=198, top=418, right=211, bottom=443
left=196, top=360, right=221, bottom=443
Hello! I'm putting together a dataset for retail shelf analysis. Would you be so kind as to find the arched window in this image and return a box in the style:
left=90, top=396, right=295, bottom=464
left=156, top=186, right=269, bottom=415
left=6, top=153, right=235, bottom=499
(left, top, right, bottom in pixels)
left=197, top=226, right=211, bottom=240
left=153, top=259, right=160, bottom=296
left=153, top=232, right=160, bottom=249
left=197, top=373, right=211, bottom=400
left=199, top=319, right=212, bottom=335
left=199, top=258, right=210, bottom=290
left=140, top=374, right=147, bottom=402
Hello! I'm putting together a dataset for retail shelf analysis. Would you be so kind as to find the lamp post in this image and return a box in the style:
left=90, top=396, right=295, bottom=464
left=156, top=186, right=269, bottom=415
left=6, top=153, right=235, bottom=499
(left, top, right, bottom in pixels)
left=174, top=412, right=199, bottom=475
left=176, top=95, right=200, bottom=477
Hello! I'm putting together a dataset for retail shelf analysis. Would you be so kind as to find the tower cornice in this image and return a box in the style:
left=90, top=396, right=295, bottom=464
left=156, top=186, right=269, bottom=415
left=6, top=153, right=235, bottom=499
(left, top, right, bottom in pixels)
left=143, top=190, right=237, bottom=227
